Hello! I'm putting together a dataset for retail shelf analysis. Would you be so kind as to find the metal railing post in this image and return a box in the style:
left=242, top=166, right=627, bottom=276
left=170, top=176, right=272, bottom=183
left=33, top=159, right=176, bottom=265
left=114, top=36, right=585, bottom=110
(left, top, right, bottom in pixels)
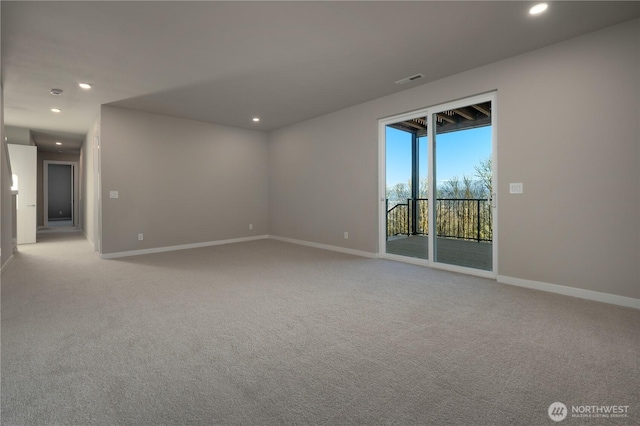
left=477, top=199, right=481, bottom=242
left=385, top=199, right=389, bottom=240
left=407, top=198, right=411, bottom=236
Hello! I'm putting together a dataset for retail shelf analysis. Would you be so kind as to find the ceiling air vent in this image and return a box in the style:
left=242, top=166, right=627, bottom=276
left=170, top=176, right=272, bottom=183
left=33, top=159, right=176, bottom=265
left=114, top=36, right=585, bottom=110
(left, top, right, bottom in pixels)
left=394, top=73, right=424, bottom=85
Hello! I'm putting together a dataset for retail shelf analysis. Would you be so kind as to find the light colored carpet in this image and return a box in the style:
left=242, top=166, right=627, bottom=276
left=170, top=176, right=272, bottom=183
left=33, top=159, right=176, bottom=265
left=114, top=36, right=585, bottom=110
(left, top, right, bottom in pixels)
left=2, top=233, right=638, bottom=425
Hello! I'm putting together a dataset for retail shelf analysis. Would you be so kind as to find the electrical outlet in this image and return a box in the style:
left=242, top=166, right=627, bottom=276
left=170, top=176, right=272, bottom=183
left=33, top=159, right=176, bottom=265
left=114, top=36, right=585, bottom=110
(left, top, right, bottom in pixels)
left=138, top=233, right=143, bottom=241
left=249, top=224, right=253, bottom=230
left=110, top=191, right=119, bottom=199
left=344, top=232, right=349, bottom=239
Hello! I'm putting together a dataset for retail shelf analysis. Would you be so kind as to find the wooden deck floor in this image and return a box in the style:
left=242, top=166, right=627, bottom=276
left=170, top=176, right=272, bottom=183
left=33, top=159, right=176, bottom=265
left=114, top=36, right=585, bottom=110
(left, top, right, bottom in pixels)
left=386, top=235, right=492, bottom=271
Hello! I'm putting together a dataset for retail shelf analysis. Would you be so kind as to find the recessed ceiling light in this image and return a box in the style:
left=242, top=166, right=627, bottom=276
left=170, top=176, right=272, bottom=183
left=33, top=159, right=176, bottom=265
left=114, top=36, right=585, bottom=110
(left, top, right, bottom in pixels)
left=50, top=88, right=63, bottom=96
left=79, top=82, right=92, bottom=89
left=252, top=117, right=260, bottom=122
left=51, top=108, right=61, bottom=113
left=529, top=3, right=548, bottom=15
left=55, top=142, right=62, bottom=145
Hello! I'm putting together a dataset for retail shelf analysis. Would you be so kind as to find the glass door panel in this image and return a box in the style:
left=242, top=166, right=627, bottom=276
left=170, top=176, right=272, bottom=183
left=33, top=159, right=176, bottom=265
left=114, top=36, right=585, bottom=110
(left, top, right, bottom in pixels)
left=433, top=101, right=493, bottom=271
left=385, top=117, right=428, bottom=260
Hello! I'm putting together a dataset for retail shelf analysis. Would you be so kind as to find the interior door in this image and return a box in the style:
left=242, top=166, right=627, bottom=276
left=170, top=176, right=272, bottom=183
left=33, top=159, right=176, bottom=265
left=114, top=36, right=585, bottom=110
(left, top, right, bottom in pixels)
left=8, top=144, right=37, bottom=244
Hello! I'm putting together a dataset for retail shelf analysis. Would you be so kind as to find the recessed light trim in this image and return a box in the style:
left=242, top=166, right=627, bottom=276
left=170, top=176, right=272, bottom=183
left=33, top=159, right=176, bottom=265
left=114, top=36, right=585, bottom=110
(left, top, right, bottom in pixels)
left=50, top=88, right=63, bottom=96
left=529, top=3, right=548, bottom=15
left=51, top=108, right=61, bottom=113
left=55, top=142, right=62, bottom=146
left=252, top=117, right=260, bottom=122
left=79, top=82, right=92, bottom=89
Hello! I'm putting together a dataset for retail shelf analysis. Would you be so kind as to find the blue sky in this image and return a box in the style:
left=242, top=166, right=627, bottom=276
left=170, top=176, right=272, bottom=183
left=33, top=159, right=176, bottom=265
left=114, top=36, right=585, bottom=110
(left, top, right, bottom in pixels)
left=386, top=126, right=492, bottom=188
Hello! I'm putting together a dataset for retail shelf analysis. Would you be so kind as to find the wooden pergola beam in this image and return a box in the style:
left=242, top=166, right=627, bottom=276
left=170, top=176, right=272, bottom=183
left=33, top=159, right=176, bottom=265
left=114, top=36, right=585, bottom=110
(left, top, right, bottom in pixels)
left=436, top=113, right=456, bottom=124
left=471, top=103, right=491, bottom=117
left=453, top=108, right=475, bottom=121
left=403, top=121, right=425, bottom=131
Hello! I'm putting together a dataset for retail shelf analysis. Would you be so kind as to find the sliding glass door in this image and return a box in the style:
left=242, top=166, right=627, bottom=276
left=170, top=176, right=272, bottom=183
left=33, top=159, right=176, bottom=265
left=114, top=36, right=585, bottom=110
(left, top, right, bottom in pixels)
left=432, top=98, right=493, bottom=271
left=384, top=116, right=428, bottom=260
left=380, top=93, right=496, bottom=275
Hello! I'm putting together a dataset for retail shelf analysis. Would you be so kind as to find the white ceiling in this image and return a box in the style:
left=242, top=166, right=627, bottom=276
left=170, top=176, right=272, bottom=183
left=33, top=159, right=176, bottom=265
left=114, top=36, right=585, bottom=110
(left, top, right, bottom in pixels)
left=2, top=1, right=639, bottom=153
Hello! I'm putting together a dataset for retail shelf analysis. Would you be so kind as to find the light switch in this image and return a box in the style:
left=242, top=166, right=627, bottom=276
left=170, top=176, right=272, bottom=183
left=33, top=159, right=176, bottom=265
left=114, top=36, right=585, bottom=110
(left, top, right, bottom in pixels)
left=509, top=183, right=523, bottom=194
left=110, top=191, right=119, bottom=199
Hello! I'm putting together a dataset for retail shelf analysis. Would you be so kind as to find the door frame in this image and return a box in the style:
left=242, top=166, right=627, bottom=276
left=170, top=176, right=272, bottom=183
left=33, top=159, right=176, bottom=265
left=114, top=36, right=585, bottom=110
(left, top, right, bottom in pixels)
left=378, top=91, right=498, bottom=278
left=44, top=160, right=79, bottom=227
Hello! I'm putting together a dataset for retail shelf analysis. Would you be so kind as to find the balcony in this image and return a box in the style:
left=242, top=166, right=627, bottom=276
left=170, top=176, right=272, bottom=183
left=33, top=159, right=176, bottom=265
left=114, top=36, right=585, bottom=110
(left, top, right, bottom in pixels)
left=386, top=198, right=492, bottom=270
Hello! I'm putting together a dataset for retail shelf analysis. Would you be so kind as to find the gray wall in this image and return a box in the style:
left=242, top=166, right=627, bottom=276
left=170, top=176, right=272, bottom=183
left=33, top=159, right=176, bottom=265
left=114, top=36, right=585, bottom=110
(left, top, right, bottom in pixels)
left=2, top=84, right=15, bottom=270
left=5, top=126, right=32, bottom=146
left=100, top=106, right=269, bottom=254
left=269, top=105, right=377, bottom=253
left=269, top=19, right=640, bottom=299
left=0, top=2, right=11, bottom=268
left=0, top=4, right=9, bottom=269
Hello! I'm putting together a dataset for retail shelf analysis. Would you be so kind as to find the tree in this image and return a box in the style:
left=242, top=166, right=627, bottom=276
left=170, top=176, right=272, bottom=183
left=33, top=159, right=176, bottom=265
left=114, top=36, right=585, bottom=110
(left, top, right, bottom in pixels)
left=386, top=181, right=411, bottom=203
left=474, top=156, right=492, bottom=197
left=385, top=156, right=493, bottom=240
left=438, top=175, right=481, bottom=199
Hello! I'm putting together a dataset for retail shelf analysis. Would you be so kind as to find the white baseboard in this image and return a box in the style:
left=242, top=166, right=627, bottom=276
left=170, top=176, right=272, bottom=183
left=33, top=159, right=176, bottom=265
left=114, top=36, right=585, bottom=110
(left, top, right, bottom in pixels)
left=1, top=254, right=14, bottom=274
left=498, top=275, right=640, bottom=310
left=100, top=235, right=269, bottom=259
left=96, top=234, right=637, bottom=310
left=268, top=235, right=377, bottom=259
left=81, top=230, right=96, bottom=252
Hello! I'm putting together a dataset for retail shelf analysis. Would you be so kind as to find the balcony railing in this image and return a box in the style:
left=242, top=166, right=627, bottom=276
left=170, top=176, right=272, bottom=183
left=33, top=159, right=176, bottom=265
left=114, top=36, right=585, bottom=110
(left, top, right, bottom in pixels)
left=386, top=198, right=492, bottom=242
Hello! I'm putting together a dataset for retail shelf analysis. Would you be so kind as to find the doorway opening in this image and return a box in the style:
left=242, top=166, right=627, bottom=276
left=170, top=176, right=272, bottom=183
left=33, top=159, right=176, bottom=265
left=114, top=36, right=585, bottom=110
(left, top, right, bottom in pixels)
left=44, top=161, right=79, bottom=229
